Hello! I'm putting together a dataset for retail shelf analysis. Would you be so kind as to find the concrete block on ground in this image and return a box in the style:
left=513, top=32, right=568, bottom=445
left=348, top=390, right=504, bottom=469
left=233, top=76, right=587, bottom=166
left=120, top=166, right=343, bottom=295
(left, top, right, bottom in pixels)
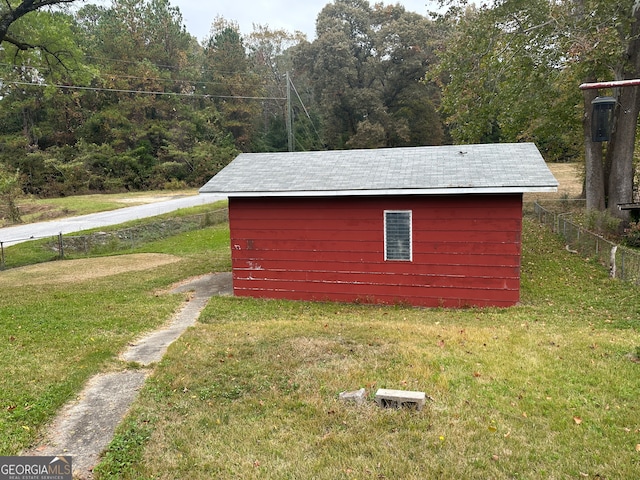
left=339, top=388, right=367, bottom=404
left=375, top=388, right=426, bottom=410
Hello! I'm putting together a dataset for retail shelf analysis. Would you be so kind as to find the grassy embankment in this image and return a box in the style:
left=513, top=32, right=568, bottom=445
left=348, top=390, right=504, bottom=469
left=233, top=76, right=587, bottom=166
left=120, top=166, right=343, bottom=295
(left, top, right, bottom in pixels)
left=1, top=189, right=198, bottom=228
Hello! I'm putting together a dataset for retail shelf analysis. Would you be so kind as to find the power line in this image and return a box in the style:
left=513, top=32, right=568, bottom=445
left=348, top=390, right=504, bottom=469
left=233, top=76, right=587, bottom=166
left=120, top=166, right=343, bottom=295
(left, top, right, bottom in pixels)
left=0, top=62, right=265, bottom=90
left=288, top=77, right=323, bottom=145
left=82, top=55, right=264, bottom=78
left=83, top=55, right=183, bottom=71
left=4, top=81, right=286, bottom=101
left=1, top=63, right=272, bottom=92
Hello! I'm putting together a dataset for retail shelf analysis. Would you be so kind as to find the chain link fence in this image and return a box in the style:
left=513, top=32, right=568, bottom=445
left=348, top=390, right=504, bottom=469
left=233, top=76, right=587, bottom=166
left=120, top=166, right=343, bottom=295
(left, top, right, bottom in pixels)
left=0, top=208, right=228, bottom=270
left=533, top=201, right=640, bottom=284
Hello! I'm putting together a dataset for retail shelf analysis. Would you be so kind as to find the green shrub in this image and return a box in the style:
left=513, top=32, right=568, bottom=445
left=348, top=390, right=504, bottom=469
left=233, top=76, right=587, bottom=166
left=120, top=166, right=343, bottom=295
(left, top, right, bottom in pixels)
left=585, top=209, right=622, bottom=237
left=624, top=221, right=640, bottom=247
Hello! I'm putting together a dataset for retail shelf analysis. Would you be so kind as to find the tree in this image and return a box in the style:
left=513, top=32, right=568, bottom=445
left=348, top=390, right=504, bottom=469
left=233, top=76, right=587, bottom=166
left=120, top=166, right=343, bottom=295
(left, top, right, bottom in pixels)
left=72, top=0, right=236, bottom=191
left=0, top=0, right=239, bottom=196
left=245, top=25, right=317, bottom=151
left=0, top=8, right=91, bottom=192
left=431, top=0, right=582, bottom=159
left=0, top=0, right=79, bottom=49
left=577, top=1, right=640, bottom=218
left=0, top=166, right=21, bottom=223
left=434, top=0, right=640, bottom=219
left=296, top=0, right=444, bottom=149
left=202, top=18, right=264, bottom=151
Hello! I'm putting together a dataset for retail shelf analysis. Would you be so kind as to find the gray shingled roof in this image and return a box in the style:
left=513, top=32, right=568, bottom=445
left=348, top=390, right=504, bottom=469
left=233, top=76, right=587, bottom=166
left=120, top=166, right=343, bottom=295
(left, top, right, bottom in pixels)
left=199, top=143, right=558, bottom=197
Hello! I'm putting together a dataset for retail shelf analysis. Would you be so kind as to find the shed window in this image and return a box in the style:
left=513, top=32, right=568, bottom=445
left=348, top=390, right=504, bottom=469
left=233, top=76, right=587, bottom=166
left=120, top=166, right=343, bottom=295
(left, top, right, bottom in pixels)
left=384, top=210, right=412, bottom=261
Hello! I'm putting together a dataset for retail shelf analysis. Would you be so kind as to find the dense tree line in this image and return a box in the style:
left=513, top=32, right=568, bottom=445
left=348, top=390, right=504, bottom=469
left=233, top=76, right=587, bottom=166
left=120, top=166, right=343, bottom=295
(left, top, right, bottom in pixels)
left=1, top=0, right=241, bottom=197
left=0, top=0, right=445, bottom=199
left=0, top=0, right=639, bottom=220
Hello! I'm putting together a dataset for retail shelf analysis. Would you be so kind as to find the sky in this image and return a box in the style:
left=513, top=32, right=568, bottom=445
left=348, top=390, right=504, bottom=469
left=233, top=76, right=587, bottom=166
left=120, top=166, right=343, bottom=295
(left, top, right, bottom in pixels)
left=169, top=0, right=443, bottom=43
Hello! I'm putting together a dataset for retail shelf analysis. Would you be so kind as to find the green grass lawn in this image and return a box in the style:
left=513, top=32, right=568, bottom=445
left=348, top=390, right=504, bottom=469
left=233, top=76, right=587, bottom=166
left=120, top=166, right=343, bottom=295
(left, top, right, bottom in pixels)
left=0, top=223, right=230, bottom=454
left=91, top=219, right=640, bottom=479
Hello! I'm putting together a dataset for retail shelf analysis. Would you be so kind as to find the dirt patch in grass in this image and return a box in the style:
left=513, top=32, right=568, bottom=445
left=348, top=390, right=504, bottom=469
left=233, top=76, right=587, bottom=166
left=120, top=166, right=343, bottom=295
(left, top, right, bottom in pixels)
left=548, top=162, right=583, bottom=198
left=0, top=253, right=181, bottom=286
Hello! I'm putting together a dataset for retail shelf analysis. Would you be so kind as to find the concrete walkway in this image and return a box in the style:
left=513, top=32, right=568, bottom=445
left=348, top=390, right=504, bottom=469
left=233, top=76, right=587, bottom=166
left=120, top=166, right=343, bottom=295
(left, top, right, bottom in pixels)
left=26, top=272, right=232, bottom=479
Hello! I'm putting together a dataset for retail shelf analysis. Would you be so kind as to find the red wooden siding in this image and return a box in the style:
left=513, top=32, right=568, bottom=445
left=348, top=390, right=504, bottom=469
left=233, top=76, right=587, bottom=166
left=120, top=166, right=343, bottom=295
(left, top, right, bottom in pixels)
left=228, top=195, right=523, bottom=308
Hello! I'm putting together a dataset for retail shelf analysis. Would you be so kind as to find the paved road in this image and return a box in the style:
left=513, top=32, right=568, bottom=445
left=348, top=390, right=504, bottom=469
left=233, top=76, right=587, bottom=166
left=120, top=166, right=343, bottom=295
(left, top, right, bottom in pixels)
left=0, top=194, right=226, bottom=247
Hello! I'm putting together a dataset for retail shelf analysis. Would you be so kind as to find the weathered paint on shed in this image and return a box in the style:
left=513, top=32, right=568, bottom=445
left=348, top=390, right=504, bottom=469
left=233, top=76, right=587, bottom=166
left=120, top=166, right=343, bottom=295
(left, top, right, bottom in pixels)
left=229, top=194, right=523, bottom=308
left=200, top=143, right=558, bottom=308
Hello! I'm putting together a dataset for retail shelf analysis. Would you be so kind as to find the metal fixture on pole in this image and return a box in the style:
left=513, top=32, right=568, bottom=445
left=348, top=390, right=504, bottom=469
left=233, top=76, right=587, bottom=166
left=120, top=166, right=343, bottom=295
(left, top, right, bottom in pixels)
left=590, top=96, right=617, bottom=142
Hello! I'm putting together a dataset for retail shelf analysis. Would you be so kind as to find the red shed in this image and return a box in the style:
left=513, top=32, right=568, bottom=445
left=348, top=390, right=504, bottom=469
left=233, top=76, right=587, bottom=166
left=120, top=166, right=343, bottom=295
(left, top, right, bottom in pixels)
left=200, top=143, right=557, bottom=308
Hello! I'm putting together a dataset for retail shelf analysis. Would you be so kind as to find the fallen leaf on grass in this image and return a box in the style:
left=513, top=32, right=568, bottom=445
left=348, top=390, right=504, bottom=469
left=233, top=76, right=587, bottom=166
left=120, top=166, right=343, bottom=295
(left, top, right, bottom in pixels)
left=635, top=444, right=640, bottom=452
left=573, top=416, right=582, bottom=425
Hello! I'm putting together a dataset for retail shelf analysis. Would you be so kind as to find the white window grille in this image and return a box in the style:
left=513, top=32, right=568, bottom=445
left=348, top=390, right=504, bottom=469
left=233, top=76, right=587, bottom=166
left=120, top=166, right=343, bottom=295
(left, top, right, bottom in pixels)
left=384, top=210, right=412, bottom=261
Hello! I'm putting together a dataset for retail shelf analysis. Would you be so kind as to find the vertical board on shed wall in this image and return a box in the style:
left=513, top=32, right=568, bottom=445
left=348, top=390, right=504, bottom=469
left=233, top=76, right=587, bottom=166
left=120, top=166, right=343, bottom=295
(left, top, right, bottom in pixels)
left=228, top=194, right=523, bottom=307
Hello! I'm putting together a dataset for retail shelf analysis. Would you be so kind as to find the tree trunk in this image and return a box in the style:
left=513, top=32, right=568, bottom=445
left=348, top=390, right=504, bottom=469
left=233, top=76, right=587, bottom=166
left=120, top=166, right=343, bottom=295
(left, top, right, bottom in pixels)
left=583, top=83, right=605, bottom=210
left=605, top=2, right=640, bottom=220
left=606, top=86, right=639, bottom=220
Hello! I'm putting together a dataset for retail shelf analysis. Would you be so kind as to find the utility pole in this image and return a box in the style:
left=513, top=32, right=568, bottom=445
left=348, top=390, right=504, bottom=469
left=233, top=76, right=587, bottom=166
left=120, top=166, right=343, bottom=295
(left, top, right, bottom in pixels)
left=286, top=72, right=294, bottom=152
